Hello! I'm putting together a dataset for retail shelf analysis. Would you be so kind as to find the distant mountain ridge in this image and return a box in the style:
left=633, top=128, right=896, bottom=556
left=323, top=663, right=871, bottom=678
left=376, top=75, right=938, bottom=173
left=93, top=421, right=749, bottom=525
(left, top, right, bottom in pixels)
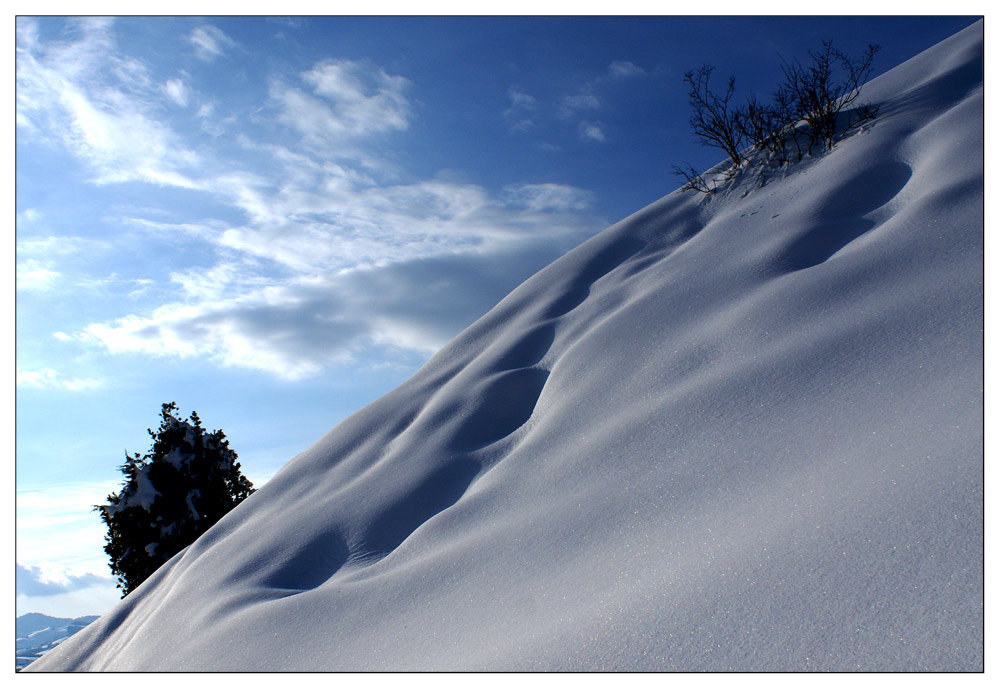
left=28, top=21, right=982, bottom=671
left=16, top=614, right=98, bottom=670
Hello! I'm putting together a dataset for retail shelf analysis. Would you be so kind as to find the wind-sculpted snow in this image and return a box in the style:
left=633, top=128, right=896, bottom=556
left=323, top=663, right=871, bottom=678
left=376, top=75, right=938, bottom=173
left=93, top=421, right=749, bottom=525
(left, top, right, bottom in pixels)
left=773, top=159, right=913, bottom=272
left=30, top=21, right=983, bottom=671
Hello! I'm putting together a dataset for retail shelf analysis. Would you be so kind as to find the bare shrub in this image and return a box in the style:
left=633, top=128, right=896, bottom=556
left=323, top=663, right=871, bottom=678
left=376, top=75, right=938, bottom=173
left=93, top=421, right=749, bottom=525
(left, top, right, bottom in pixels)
left=683, top=66, right=746, bottom=170
left=739, top=92, right=792, bottom=165
left=676, top=41, right=880, bottom=195
left=671, top=163, right=715, bottom=194
left=780, top=41, right=880, bottom=151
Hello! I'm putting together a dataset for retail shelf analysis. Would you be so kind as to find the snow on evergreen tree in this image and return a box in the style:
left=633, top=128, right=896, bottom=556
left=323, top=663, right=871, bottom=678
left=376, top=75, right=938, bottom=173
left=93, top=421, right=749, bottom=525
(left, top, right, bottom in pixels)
left=96, top=402, right=255, bottom=596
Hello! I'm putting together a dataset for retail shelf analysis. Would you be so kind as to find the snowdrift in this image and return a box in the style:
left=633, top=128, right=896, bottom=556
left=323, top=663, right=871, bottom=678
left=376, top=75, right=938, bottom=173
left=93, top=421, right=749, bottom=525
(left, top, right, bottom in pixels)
left=30, top=21, right=983, bottom=671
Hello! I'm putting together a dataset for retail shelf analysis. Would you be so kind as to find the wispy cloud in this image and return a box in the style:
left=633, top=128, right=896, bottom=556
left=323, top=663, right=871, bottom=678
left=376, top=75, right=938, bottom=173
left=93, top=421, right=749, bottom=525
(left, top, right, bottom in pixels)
left=194, top=101, right=236, bottom=137
left=556, top=61, right=647, bottom=140
left=16, top=260, right=60, bottom=291
left=17, top=236, right=109, bottom=257
left=608, top=60, right=646, bottom=79
left=271, top=59, right=412, bottom=147
left=504, top=86, right=538, bottom=132
left=16, top=368, right=104, bottom=391
left=578, top=121, right=606, bottom=142
left=503, top=183, right=594, bottom=211
left=512, top=61, right=646, bottom=133
left=267, top=17, right=306, bottom=33
left=163, top=77, right=188, bottom=106
left=16, top=236, right=130, bottom=295
left=17, top=17, right=202, bottom=188
left=559, top=91, right=601, bottom=119
left=187, top=25, right=237, bottom=62
left=18, top=208, right=42, bottom=224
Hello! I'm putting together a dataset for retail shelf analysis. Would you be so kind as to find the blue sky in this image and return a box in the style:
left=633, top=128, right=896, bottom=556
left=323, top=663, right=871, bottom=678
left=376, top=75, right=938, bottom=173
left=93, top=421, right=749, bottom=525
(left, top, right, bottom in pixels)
left=14, top=14, right=978, bottom=618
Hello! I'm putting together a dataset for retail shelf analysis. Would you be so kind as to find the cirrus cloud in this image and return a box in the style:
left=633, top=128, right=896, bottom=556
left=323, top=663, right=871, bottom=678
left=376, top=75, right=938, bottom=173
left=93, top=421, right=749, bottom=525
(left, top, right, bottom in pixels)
left=17, top=17, right=202, bottom=188
left=504, top=85, right=538, bottom=132
left=16, top=368, right=104, bottom=391
left=188, top=25, right=237, bottom=62
left=272, top=59, right=411, bottom=147
left=522, top=59, right=647, bottom=143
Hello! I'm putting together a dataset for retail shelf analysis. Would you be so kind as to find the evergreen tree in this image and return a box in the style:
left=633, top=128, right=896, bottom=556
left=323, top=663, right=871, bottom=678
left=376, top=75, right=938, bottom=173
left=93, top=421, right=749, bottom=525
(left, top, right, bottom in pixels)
left=96, top=402, right=255, bottom=596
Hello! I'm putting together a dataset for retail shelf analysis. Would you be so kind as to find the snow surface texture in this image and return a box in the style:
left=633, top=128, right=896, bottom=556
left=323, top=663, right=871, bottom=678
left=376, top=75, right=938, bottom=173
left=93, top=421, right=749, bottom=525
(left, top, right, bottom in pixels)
left=30, top=22, right=983, bottom=672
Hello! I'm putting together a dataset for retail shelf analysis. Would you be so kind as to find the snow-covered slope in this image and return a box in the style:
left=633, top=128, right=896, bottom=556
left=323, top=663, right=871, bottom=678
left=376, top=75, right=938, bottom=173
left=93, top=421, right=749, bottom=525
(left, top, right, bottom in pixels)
left=29, top=22, right=983, bottom=672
